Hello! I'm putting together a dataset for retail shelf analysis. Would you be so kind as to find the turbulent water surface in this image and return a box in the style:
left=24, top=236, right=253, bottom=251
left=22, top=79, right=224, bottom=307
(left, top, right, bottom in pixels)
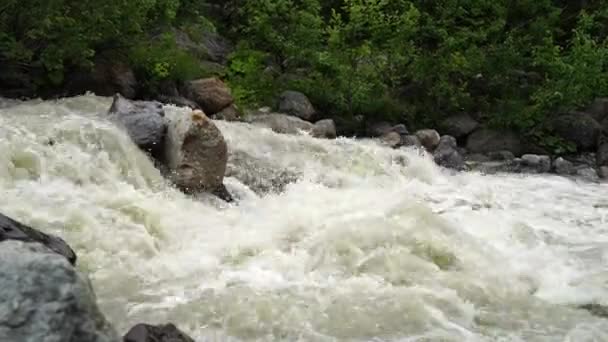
left=1, top=95, right=608, bottom=341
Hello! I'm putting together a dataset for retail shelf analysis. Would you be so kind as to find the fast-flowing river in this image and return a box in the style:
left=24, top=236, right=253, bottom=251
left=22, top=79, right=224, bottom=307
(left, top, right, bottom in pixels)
left=1, top=95, right=608, bottom=341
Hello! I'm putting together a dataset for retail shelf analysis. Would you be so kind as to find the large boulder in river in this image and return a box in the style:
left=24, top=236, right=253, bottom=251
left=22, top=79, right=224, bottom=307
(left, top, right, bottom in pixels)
left=248, top=113, right=315, bottom=135
left=0, top=213, right=76, bottom=265
left=64, top=58, right=137, bottom=99
left=278, top=91, right=316, bottom=121
left=164, top=110, right=228, bottom=194
left=124, top=323, right=194, bottom=342
left=466, top=128, right=524, bottom=156
left=108, top=94, right=167, bottom=160
left=549, top=112, right=601, bottom=151
left=433, top=135, right=465, bottom=170
left=182, top=78, right=233, bottom=116
left=0, top=240, right=118, bottom=342
left=312, top=119, right=337, bottom=139
left=415, top=129, right=441, bottom=151
left=439, top=114, right=479, bottom=139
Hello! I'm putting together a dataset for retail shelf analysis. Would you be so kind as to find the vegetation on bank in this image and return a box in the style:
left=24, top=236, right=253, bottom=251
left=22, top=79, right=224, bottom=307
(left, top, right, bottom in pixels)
left=1, top=0, right=608, bottom=151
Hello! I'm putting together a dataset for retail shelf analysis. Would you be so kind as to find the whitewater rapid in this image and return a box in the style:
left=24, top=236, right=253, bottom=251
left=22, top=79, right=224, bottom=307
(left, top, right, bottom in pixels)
left=1, top=94, right=608, bottom=341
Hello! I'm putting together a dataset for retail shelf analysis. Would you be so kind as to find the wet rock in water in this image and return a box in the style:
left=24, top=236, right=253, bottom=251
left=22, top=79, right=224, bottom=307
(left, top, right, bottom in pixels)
left=439, top=113, right=479, bottom=139
left=366, top=121, right=393, bottom=137
left=0, top=240, right=118, bottom=342
left=401, top=135, right=422, bottom=148
left=550, top=112, right=601, bottom=151
left=164, top=109, right=228, bottom=194
left=433, top=135, right=465, bottom=170
left=599, top=166, right=608, bottom=179
left=312, top=119, right=337, bottom=139
left=182, top=78, right=234, bottom=115
left=157, top=95, right=199, bottom=110
left=415, top=129, right=441, bottom=151
left=0, top=213, right=76, bottom=265
left=579, top=303, right=608, bottom=319
left=553, top=157, right=575, bottom=175
left=487, top=150, right=515, bottom=161
left=123, top=323, right=194, bottom=342
left=277, top=90, right=316, bottom=121
left=392, top=124, right=409, bottom=136
left=108, top=94, right=167, bottom=160
left=248, top=113, right=314, bottom=135
left=381, top=131, right=402, bottom=148
left=521, top=154, right=551, bottom=173
left=576, top=167, right=599, bottom=182
left=226, top=151, right=300, bottom=195
left=466, top=128, right=524, bottom=156
left=213, top=104, right=241, bottom=122
left=597, top=142, right=608, bottom=167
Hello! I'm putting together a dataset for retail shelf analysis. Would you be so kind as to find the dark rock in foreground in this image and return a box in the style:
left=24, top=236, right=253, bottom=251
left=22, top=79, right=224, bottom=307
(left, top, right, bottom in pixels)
left=0, top=213, right=76, bottom=265
left=433, top=135, right=465, bottom=170
left=109, top=94, right=167, bottom=160
left=0, top=241, right=118, bottom=342
left=439, top=114, right=479, bottom=139
left=123, top=323, right=194, bottom=342
left=579, top=303, right=608, bottom=319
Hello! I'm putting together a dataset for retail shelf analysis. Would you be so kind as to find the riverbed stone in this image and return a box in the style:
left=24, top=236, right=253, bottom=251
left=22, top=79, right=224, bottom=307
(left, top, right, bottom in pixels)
left=108, top=94, right=167, bottom=160
left=278, top=91, right=316, bottom=121
left=521, top=154, right=551, bottom=173
left=599, top=166, right=608, bottom=179
left=466, top=128, right=524, bottom=156
left=433, top=135, right=465, bottom=170
left=415, top=129, right=441, bottom=151
left=439, top=113, right=479, bottom=139
left=401, top=135, right=422, bottom=148
left=553, top=157, right=575, bottom=175
left=0, top=241, right=118, bottom=342
left=550, top=112, right=601, bottom=151
left=576, top=167, right=599, bottom=182
left=182, top=78, right=233, bottom=115
left=312, top=119, right=337, bottom=139
left=597, top=143, right=608, bottom=166
left=248, top=113, right=315, bottom=135
left=123, top=323, right=194, bottom=342
left=164, top=109, right=228, bottom=194
left=0, top=213, right=76, bottom=265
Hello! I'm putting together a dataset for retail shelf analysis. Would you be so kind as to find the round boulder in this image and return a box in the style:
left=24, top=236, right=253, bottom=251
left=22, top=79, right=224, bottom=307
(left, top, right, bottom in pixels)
left=182, top=78, right=234, bottom=115
left=278, top=91, right=316, bottom=121
left=415, top=129, right=441, bottom=151
left=550, top=112, right=601, bottom=151
left=312, top=119, right=337, bottom=139
left=439, top=114, right=479, bottom=139
left=466, top=128, right=524, bottom=156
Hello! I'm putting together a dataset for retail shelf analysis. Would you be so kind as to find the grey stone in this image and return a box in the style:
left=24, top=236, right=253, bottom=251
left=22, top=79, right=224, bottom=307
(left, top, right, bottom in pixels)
left=108, top=94, right=167, bottom=160
left=599, top=166, right=608, bottom=179
left=415, top=129, right=441, bottom=151
left=597, top=143, right=608, bottom=166
left=466, top=128, right=524, bottom=156
left=164, top=110, right=228, bottom=194
left=433, top=135, right=465, bottom=170
left=439, top=114, right=479, bottom=138
left=381, top=131, right=402, bottom=148
left=392, top=124, right=409, bottom=135
left=0, top=241, right=118, bottom=342
left=312, top=119, right=337, bottom=139
left=0, top=213, right=76, bottom=265
left=401, top=135, right=422, bottom=148
left=577, top=167, right=599, bottom=182
left=585, top=98, right=608, bottom=123
left=553, top=157, right=575, bottom=175
left=488, top=150, right=515, bottom=161
left=550, top=112, right=601, bottom=151
left=521, top=154, right=551, bottom=173
left=124, top=323, right=194, bottom=342
left=366, top=121, right=392, bottom=137
left=182, top=78, right=233, bottom=115
left=248, top=113, right=315, bottom=135
left=277, top=91, right=316, bottom=121
left=213, top=104, right=241, bottom=122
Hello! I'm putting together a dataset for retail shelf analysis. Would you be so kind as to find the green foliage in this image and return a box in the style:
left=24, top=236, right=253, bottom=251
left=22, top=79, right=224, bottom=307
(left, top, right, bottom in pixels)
left=225, top=48, right=277, bottom=108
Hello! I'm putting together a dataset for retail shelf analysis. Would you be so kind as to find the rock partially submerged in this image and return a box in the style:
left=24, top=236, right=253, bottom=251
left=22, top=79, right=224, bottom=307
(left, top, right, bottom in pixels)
left=182, top=78, right=234, bottom=115
left=108, top=94, right=167, bottom=160
left=415, top=129, right=441, bottom=151
left=123, top=323, right=194, bottom=342
left=433, top=135, right=465, bottom=170
left=248, top=113, right=315, bottom=135
left=226, top=151, right=300, bottom=195
left=466, top=128, right=524, bottom=156
left=0, top=213, right=76, bottom=265
left=164, top=110, right=228, bottom=194
left=0, top=240, right=118, bottom=342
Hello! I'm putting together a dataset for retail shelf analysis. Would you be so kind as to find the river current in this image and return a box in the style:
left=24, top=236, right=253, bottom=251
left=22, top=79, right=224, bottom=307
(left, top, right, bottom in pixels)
left=1, top=95, right=608, bottom=341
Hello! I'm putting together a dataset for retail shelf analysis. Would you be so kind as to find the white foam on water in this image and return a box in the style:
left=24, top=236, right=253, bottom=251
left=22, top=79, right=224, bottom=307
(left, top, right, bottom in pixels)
left=2, top=94, right=608, bottom=341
